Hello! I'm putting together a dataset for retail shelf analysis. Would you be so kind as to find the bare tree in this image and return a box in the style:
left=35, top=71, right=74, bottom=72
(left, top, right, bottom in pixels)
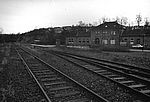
left=120, top=17, right=128, bottom=25
left=88, top=23, right=93, bottom=27
left=93, top=21, right=98, bottom=26
left=144, top=17, right=149, bottom=26
left=136, top=14, right=142, bottom=26
left=0, top=27, right=3, bottom=34
left=116, top=16, right=120, bottom=23
left=78, top=21, right=86, bottom=26
left=98, top=19, right=102, bottom=24
left=102, top=16, right=108, bottom=23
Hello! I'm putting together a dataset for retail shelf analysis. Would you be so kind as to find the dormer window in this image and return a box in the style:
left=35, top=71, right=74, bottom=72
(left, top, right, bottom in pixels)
left=103, top=31, right=107, bottom=34
left=113, top=31, right=116, bottom=35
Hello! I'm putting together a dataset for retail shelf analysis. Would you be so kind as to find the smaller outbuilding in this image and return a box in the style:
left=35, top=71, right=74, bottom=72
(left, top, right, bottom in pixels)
left=65, top=26, right=92, bottom=46
left=121, top=26, right=150, bottom=49
left=66, top=27, right=91, bottom=46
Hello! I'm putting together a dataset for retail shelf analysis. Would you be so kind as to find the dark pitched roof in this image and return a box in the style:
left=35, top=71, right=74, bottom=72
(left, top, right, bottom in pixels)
left=66, top=31, right=91, bottom=37
left=92, top=21, right=125, bottom=30
left=66, top=26, right=92, bottom=37
left=122, top=28, right=150, bottom=37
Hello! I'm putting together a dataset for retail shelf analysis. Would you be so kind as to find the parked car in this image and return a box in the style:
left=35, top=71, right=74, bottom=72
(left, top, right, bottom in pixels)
left=132, top=44, right=143, bottom=49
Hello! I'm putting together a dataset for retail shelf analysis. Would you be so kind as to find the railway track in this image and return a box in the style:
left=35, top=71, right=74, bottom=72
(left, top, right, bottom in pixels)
left=47, top=50, right=150, bottom=101
left=52, top=51, right=150, bottom=80
left=16, top=47, right=109, bottom=102
left=9, top=45, right=48, bottom=102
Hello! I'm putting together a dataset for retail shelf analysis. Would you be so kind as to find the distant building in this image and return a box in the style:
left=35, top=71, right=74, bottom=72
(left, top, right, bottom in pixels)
left=91, top=21, right=125, bottom=49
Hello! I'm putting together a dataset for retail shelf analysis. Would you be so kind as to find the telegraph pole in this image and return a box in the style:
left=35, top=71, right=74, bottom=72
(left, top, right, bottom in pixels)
left=0, top=27, right=4, bottom=43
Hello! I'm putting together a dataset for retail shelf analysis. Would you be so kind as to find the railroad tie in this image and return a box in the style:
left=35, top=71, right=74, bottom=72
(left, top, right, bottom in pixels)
left=66, top=98, right=90, bottom=102
left=39, top=75, right=57, bottom=78
left=36, top=72, right=54, bottom=75
left=34, top=70, right=51, bottom=73
left=129, top=84, right=146, bottom=88
left=94, top=70, right=107, bottom=73
left=49, top=86, right=73, bottom=91
left=44, top=81, right=66, bottom=86
left=100, top=72, right=112, bottom=75
left=112, top=77, right=125, bottom=80
left=54, top=91, right=80, bottom=98
left=84, top=65, right=99, bottom=70
left=119, top=80, right=134, bottom=84
left=41, top=77, right=61, bottom=81
left=106, top=74, right=119, bottom=77
left=140, top=90, right=150, bottom=94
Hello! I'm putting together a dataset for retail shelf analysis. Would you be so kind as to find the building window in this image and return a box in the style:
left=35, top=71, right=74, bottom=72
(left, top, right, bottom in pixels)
left=130, top=39, right=134, bottom=44
left=110, top=40, right=115, bottom=44
left=68, top=38, right=73, bottom=44
left=71, top=39, right=74, bottom=43
left=102, top=40, right=108, bottom=44
left=111, top=31, right=116, bottom=35
left=124, top=39, right=127, bottom=42
left=113, top=31, right=116, bottom=35
left=95, top=31, right=100, bottom=35
left=95, top=38, right=100, bottom=44
left=87, top=39, right=89, bottom=43
left=103, top=31, right=107, bottom=34
left=137, top=39, right=140, bottom=44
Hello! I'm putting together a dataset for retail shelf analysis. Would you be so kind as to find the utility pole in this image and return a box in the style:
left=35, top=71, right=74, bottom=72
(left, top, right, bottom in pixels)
left=0, top=27, right=4, bottom=43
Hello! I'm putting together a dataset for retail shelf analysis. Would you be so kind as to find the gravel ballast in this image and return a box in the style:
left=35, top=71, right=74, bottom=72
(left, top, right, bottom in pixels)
left=0, top=44, right=47, bottom=102
left=23, top=45, right=145, bottom=102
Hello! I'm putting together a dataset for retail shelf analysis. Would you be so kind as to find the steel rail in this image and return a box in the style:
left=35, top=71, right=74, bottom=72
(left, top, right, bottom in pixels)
left=16, top=49, right=52, bottom=102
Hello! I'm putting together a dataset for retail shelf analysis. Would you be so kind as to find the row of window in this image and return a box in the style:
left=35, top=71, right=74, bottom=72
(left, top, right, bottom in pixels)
left=95, top=31, right=116, bottom=35
left=68, top=39, right=74, bottom=42
left=79, top=40, right=90, bottom=43
left=68, top=38, right=90, bottom=43
left=95, top=39, right=116, bottom=45
left=123, top=38, right=141, bottom=44
left=102, top=40, right=115, bottom=44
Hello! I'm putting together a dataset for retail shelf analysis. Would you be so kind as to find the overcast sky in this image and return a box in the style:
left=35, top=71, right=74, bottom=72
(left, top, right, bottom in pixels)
left=0, top=0, right=150, bottom=33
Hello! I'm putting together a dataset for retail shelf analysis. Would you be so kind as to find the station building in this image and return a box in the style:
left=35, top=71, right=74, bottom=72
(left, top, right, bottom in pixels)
left=90, top=21, right=125, bottom=49
left=65, top=21, right=150, bottom=49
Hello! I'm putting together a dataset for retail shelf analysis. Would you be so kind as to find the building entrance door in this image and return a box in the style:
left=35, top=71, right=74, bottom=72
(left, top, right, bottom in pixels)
left=95, top=38, right=100, bottom=44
